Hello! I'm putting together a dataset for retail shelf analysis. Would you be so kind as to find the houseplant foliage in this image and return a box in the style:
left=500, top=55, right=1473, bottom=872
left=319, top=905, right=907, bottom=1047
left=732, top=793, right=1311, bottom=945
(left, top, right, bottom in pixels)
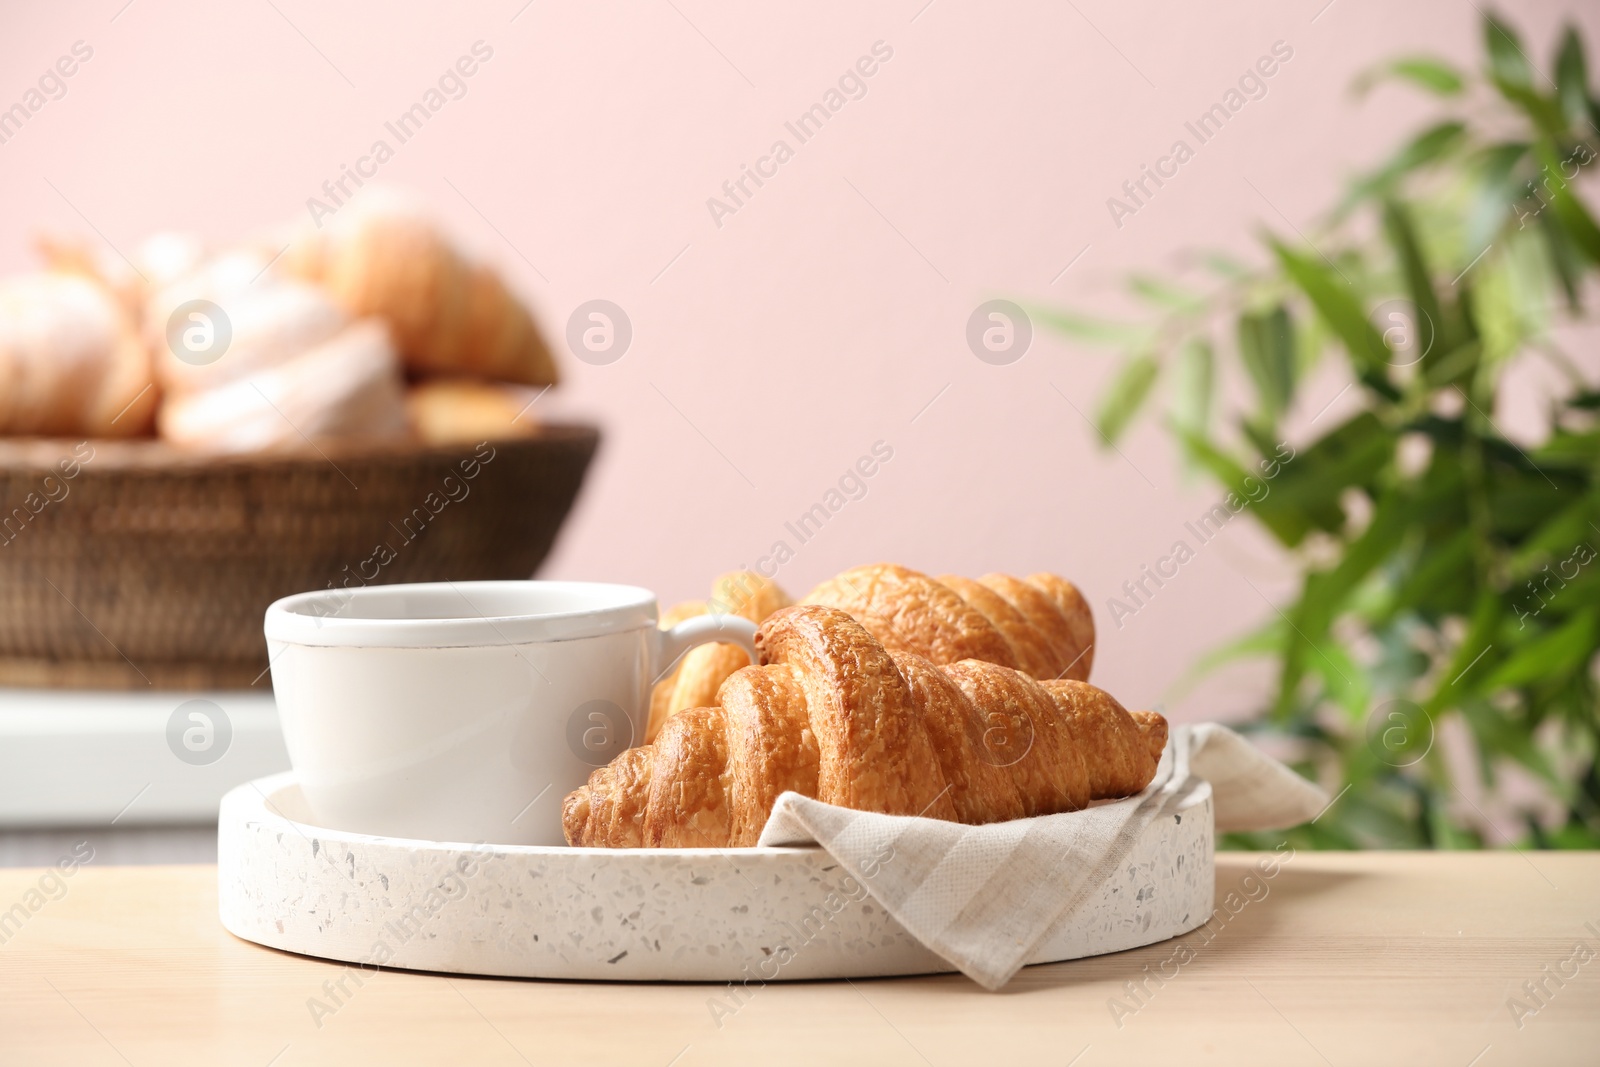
left=1046, top=12, right=1600, bottom=848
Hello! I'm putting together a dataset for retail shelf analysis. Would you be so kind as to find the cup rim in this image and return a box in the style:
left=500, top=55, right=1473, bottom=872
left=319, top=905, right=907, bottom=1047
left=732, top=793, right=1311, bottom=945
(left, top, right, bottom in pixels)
left=264, top=580, right=658, bottom=648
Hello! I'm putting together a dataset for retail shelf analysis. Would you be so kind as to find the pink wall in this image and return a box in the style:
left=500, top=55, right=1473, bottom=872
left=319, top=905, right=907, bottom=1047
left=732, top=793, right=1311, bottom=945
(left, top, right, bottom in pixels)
left=2, top=1, right=1593, bottom=720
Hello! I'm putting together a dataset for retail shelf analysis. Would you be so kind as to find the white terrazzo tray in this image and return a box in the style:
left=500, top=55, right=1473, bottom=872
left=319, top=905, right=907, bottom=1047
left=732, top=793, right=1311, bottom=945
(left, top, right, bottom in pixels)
left=218, top=772, right=1214, bottom=982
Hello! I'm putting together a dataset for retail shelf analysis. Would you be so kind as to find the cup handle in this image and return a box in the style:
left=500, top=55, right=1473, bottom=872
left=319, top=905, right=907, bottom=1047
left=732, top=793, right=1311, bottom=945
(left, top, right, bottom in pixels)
left=650, top=614, right=760, bottom=686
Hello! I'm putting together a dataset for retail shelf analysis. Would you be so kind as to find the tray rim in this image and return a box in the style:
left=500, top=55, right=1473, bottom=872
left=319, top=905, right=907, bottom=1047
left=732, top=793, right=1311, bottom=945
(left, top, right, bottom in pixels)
left=220, top=771, right=1215, bottom=982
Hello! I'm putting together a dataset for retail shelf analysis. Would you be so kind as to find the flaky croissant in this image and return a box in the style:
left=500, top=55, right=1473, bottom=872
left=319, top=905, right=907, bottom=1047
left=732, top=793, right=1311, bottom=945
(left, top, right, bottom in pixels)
left=564, top=605, right=1166, bottom=848
left=643, top=564, right=1096, bottom=746
left=285, top=191, right=558, bottom=386
left=804, top=563, right=1094, bottom=683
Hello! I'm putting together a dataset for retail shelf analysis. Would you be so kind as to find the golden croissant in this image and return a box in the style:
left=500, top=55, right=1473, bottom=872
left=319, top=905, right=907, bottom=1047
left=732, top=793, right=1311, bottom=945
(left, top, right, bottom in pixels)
left=285, top=192, right=559, bottom=387
left=565, top=605, right=1165, bottom=848
left=648, top=570, right=791, bottom=741
left=805, top=563, right=1094, bottom=682
left=646, top=563, right=1095, bottom=742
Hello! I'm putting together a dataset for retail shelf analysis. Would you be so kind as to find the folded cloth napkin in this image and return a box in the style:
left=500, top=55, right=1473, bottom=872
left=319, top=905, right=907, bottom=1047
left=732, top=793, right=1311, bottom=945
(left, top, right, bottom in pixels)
left=755, top=723, right=1328, bottom=990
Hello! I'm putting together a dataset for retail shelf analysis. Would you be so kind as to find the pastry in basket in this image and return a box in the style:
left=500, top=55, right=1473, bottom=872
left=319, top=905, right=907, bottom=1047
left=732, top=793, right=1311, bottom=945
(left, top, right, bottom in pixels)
left=565, top=605, right=1165, bottom=847
left=647, top=570, right=791, bottom=741
left=405, top=378, right=545, bottom=445
left=147, top=251, right=409, bottom=453
left=0, top=272, right=157, bottom=436
left=284, top=190, right=559, bottom=387
left=35, top=230, right=205, bottom=319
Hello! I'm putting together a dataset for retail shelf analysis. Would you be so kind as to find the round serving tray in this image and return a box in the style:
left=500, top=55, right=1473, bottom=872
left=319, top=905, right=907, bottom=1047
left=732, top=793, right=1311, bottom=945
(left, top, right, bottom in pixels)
left=218, top=773, right=1214, bottom=982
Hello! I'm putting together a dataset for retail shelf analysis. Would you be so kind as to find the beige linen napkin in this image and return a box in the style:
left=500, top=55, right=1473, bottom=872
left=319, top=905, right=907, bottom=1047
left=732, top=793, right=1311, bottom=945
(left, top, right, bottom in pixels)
left=755, top=723, right=1327, bottom=990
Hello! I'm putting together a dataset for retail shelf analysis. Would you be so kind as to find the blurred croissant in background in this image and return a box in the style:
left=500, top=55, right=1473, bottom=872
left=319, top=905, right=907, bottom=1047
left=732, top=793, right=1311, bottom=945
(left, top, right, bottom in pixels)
left=0, top=272, right=156, bottom=437
left=0, top=187, right=557, bottom=451
left=282, top=190, right=559, bottom=388
left=147, top=249, right=409, bottom=453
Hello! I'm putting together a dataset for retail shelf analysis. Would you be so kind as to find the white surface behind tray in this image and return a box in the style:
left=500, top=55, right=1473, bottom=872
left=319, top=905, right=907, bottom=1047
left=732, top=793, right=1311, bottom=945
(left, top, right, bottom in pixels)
left=218, top=772, right=1214, bottom=982
left=0, top=689, right=287, bottom=826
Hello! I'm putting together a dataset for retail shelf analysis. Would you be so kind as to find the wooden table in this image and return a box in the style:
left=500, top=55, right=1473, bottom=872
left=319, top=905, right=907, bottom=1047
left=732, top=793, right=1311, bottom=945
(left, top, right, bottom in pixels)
left=1, top=853, right=1595, bottom=1065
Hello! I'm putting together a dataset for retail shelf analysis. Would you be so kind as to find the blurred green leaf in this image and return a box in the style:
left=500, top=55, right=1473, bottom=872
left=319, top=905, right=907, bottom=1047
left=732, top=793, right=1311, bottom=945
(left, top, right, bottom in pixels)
left=1342, top=122, right=1468, bottom=214
left=1482, top=12, right=1567, bottom=135
left=1237, top=305, right=1296, bottom=419
left=1539, top=426, right=1600, bottom=459
left=1195, top=250, right=1251, bottom=279
left=1129, top=275, right=1205, bottom=311
left=1239, top=417, right=1282, bottom=461
left=1354, top=56, right=1466, bottom=97
left=1535, top=144, right=1600, bottom=263
left=1169, top=338, right=1213, bottom=440
left=1538, top=210, right=1584, bottom=311
left=1261, top=412, right=1397, bottom=538
left=1468, top=142, right=1528, bottom=252
left=1510, top=496, right=1598, bottom=571
left=1383, top=198, right=1453, bottom=363
left=1094, top=355, right=1159, bottom=444
left=1555, top=25, right=1592, bottom=128
left=1484, top=12, right=1534, bottom=89
left=1494, top=79, right=1568, bottom=137
left=1368, top=528, right=1475, bottom=626
left=1176, top=429, right=1313, bottom=546
left=1466, top=250, right=1530, bottom=363
left=1488, top=481, right=1577, bottom=543
left=1420, top=340, right=1483, bottom=390
left=1427, top=593, right=1500, bottom=713
left=1279, top=491, right=1413, bottom=714
left=1030, top=307, right=1149, bottom=347
left=1483, top=609, right=1599, bottom=688
left=1272, top=241, right=1394, bottom=386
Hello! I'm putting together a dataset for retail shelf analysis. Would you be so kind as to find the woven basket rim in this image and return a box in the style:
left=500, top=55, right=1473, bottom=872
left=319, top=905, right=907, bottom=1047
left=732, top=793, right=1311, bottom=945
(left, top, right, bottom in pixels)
left=0, top=422, right=600, bottom=473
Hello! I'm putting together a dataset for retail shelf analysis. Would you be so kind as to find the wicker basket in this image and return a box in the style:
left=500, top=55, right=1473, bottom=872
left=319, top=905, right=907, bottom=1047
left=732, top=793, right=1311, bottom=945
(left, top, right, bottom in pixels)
left=0, top=425, right=599, bottom=689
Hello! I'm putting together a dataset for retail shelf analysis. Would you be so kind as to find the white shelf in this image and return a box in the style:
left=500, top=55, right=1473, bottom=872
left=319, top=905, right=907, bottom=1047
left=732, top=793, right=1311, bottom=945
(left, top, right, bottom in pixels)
left=0, top=688, right=290, bottom=826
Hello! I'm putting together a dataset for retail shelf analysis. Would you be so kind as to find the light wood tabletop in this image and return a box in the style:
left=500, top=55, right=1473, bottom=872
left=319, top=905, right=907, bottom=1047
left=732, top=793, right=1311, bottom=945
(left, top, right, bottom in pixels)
left=0, top=852, right=1595, bottom=1066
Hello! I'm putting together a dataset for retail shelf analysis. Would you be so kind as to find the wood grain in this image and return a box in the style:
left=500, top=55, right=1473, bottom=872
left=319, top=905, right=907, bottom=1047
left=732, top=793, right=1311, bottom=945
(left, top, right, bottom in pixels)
left=0, top=853, right=1595, bottom=1066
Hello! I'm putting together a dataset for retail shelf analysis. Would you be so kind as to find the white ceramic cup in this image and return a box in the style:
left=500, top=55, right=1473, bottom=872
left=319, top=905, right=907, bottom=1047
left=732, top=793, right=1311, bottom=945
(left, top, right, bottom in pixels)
left=263, top=580, right=759, bottom=846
